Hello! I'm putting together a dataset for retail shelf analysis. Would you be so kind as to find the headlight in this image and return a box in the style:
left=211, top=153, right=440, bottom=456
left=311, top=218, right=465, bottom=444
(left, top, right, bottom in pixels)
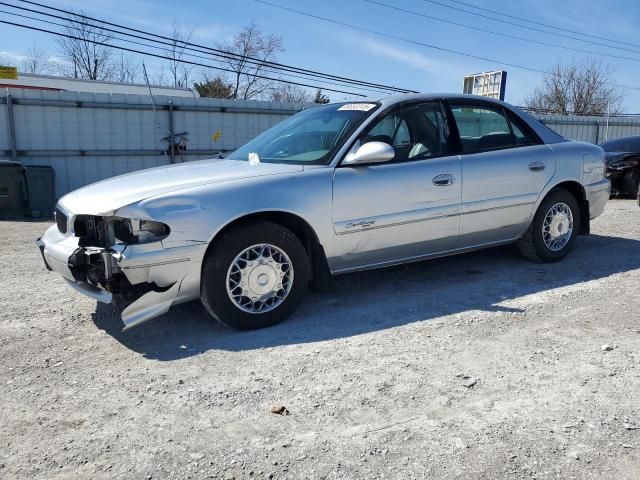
left=113, top=217, right=170, bottom=244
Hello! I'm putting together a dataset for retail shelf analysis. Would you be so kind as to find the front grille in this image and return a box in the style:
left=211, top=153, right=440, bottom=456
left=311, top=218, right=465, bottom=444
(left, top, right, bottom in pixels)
left=55, top=207, right=68, bottom=234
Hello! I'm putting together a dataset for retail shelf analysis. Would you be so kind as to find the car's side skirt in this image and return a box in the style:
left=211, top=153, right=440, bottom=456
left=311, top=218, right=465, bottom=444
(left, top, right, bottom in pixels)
left=331, top=237, right=520, bottom=275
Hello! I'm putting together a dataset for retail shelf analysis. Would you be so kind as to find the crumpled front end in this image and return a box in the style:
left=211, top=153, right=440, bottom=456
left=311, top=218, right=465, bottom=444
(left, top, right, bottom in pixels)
left=37, top=205, right=206, bottom=328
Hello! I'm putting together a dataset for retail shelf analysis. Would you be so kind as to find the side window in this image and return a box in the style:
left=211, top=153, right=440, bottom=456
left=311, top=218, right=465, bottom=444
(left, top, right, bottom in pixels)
left=393, top=120, right=411, bottom=147
left=362, top=102, right=453, bottom=161
left=449, top=104, right=515, bottom=154
left=367, top=115, right=410, bottom=147
left=508, top=112, right=540, bottom=147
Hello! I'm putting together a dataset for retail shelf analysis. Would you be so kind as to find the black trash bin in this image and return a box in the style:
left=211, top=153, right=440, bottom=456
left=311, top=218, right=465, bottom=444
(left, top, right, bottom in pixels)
left=0, top=160, right=27, bottom=218
left=24, top=165, right=56, bottom=218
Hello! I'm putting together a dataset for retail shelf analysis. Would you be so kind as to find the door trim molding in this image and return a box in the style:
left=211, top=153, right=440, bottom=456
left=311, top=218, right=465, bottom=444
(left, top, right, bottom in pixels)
left=334, top=205, right=461, bottom=235
left=463, top=200, right=535, bottom=216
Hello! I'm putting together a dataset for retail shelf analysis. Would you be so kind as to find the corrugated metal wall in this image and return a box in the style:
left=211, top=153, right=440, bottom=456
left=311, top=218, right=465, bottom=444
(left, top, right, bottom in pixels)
left=533, top=113, right=640, bottom=144
left=1, top=89, right=302, bottom=198
left=3, top=88, right=640, bottom=199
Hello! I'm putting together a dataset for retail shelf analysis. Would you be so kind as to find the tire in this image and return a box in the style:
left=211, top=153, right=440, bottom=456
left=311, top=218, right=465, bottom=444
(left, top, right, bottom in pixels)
left=517, top=189, right=581, bottom=263
left=619, top=170, right=640, bottom=197
left=200, top=221, right=310, bottom=330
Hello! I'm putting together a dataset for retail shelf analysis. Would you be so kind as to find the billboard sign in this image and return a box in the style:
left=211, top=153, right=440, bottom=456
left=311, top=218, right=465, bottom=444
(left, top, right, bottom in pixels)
left=463, top=70, right=507, bottom=100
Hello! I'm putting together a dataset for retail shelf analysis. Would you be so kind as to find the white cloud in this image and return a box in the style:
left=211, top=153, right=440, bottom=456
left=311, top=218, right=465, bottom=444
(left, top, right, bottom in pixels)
left=192, top=24, right=238, bottom=44
left=0, top=50, right=66, bottom=66
left=355, top=37, right=444, bottom=73
left=0, top=51, right=27, bottom=67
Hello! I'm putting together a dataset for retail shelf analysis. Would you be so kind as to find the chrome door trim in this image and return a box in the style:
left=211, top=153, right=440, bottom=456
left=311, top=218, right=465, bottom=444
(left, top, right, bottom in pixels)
left=334, top=204, right=462, bottom=235
left=332, top=237, right=519, bottom=274
left=463, top=201, right=536, bottom=216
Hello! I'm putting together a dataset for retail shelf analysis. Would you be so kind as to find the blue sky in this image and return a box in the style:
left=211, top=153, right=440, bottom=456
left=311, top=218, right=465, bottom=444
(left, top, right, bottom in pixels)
left=2, top=0, right=640, bottom=110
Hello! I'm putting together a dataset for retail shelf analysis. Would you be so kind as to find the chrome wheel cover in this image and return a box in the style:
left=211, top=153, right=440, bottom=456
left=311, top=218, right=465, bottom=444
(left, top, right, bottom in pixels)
left=542, top=202, right=574, bottom=251
left=226, top=244, right=294, bottom=314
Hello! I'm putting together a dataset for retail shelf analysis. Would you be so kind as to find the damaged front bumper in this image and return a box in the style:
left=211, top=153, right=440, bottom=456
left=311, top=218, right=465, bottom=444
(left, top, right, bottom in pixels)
left=37, top=223, right=206, bottom=328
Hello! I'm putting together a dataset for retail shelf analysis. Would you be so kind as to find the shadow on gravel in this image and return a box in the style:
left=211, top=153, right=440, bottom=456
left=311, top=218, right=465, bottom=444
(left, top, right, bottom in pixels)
left=92, top=234, right=640, bottom=360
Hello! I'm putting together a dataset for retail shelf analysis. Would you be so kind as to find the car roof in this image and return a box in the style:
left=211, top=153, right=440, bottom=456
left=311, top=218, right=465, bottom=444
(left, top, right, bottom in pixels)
left=369, top=92, right=510, bottom=109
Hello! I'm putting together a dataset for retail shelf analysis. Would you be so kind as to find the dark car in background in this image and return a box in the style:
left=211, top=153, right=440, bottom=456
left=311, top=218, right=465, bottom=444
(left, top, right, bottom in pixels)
left=600, top=136, right=640, bottom=198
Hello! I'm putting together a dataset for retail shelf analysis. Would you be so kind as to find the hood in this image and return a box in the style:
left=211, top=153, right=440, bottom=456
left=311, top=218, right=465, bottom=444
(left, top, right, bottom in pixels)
left=59, top=159, right=303, bottom=215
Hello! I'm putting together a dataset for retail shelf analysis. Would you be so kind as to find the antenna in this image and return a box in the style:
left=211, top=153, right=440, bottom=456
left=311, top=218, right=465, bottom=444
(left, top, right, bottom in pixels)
left=142, top=62, right=168, bottom=163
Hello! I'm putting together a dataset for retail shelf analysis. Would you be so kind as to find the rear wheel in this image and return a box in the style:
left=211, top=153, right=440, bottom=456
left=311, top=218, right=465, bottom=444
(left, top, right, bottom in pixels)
left=517, top=189, right=581, bottom=263
left=200, top=221, right=310, bottom=330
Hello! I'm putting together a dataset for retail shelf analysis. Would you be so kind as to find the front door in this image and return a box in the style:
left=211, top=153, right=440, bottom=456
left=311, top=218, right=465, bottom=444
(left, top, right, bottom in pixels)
left=447, top=101, right=556, bottom=246
left=332, top=101, right=462, bottom=273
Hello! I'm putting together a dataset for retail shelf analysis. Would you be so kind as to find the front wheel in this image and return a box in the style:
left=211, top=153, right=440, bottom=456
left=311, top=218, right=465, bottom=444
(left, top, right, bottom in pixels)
left=517, top=189, right=581, bottom=263
left=200, top=221, right=310, bottom=330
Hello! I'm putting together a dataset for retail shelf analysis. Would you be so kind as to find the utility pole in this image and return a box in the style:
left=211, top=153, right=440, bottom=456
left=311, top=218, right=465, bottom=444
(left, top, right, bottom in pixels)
left=604, top=102, right=610, bottom=142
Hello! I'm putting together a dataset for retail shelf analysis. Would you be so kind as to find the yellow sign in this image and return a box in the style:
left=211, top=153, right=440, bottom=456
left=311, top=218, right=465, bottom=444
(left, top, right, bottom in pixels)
left=0, top=66, right=18, bottom=80
left=211, top=130, right=222, bottom=143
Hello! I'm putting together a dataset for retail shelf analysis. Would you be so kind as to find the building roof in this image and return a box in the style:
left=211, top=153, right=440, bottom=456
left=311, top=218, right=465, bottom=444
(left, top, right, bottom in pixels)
left=0, top=72, right=199, bottom=97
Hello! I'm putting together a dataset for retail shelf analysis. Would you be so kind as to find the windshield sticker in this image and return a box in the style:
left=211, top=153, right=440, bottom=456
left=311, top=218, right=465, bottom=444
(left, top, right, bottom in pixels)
left=337, top=103, right=377, bottom=112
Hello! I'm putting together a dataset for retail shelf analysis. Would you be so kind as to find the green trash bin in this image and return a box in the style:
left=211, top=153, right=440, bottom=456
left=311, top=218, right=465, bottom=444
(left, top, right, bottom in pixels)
left=24, top=165, right=56, bottom=218
left=0, top=160, right=27, bottom=218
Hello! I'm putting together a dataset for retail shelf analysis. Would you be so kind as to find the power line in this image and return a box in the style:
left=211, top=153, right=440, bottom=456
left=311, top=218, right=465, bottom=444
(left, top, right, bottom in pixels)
left=418, top=0, right=640, bottom=57
left=5, top=0, right=405, bottom=94
left=254, top=0, right=640, bottom=93
left=0, top=18, right=373, bottom=97
left=0, top=5, right=395, bottom=95
left=365, top=0, right=640, bottom=64
left=254, top=0, right=545, bottom=74
left=10, top=0, right=415, bottom=94
left=7, top=0, right=640, bottom=97
left=441, top=0, right=640, bottom=51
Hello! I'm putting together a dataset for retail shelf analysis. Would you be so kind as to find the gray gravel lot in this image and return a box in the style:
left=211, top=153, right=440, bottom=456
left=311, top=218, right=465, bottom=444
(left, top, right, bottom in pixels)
left=1, top=200, right=639, bottom=479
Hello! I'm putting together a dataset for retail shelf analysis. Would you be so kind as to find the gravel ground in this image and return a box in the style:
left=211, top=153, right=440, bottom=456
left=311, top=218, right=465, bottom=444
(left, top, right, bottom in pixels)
left=1, top=200, right=639, bottom=480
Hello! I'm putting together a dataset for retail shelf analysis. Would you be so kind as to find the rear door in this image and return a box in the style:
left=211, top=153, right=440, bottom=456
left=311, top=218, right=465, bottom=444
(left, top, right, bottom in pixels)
left=447, top=100, right=556, bottom=246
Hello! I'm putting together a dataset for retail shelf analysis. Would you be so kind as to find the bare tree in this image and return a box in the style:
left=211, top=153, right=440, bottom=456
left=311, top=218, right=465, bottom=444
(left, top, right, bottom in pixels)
left=56, top=10, right=114, bottom=80
left=21, top=44, right=52, bottom=75
left=526, top=60, right=624, bottom=116
left=164, top=22, right=194, bottom=88
left=269, top=83, right=312, bottom=103
left=147, top=66, right=169, bottom=87
left=113, top=54, right=139, bottom=83
left=218, top=22, right=284, bottom=100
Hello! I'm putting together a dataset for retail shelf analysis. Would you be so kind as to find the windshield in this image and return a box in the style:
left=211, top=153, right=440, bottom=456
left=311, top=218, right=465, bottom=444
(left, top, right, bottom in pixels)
left=227, top=102, right=380, bottom=165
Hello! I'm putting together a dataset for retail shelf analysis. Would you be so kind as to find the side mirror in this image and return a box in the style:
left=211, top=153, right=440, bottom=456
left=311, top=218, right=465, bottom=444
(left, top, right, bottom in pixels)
left=345, top=141, right=395, bottom=165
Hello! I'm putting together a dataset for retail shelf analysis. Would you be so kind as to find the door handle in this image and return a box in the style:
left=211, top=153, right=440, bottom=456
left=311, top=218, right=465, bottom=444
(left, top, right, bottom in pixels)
left=528, top=161, right=546, bottom=172
left=432, top=174, right=456, bottom=186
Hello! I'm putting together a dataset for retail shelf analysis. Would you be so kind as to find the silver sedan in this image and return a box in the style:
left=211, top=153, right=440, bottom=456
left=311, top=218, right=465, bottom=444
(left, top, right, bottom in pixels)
left=37, top=94, right=610, bottom=330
